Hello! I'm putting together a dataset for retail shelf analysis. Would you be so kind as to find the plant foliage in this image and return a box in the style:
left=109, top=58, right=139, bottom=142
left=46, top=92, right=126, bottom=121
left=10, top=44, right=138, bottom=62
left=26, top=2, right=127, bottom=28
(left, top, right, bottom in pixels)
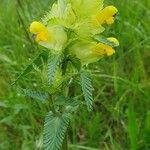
left=80, top=69, right=93, bottom=111
left=48, top=53, right=62, bottom=86
left=54, top=96, right=79, bottom=113
left=69, top=55, right=81, bottom=71
left=12, top=51, right=48, bottom=85
left=44, top=111, right=70, bottom=150
left=21, top=88, right=49, bottom=101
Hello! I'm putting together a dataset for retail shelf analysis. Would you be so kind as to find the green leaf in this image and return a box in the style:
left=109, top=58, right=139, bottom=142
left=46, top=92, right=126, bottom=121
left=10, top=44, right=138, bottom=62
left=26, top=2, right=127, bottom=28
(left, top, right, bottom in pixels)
left=44, top=111, right=70, bottom=150
left=128, top=100, right=138, bottom=150
left=80, top=69, right=93, bottom=111
left=48, top=53, right=62, bottom=86
left=93, top=36, right=118, bottom=47
left=69, top=55, right=81, bottom=71
left=20, top=88, right=49, bottom=101
left=54, top=96, right=79, bottom=113
left=12, top=51, right=48, bottom=85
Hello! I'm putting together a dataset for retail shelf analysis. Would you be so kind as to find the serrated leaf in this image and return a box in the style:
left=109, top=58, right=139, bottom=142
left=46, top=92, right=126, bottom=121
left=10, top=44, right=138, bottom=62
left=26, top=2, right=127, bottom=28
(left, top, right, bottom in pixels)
left=12, top=51, right=48, bottom=85
left=48, top=53, right=62, bottom=86
left=69, top=55, right=81, bottom=71
left=21, top=88, right=48, bottom=101
left=54, top=96, right=79, bottom=113
left=44, top=111, right=70, bottom=150
left=93, top=36, right=118, bottom=47
left=80, top=69, right=93, bottom=111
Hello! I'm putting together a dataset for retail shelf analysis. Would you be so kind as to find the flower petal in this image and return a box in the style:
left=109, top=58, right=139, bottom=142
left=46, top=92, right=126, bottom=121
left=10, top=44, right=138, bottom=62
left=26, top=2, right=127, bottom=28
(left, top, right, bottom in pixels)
left=96, top=6, right=118, bottom=25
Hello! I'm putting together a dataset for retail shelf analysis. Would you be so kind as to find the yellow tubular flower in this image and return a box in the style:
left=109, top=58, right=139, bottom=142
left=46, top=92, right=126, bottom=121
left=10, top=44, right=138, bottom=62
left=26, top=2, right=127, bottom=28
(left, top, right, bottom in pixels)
left=95, top=6, right=118, bottom=25
left=92, top=37, right=119, bottom=57
left=92, top=43, right=115, bottom=56
left=30, top=21, right=50, bottom=42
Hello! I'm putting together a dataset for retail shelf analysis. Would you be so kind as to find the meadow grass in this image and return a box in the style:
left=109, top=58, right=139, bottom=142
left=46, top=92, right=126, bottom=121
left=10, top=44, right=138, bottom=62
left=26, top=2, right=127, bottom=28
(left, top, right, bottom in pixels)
left=0, top=0, right=149, bottom=149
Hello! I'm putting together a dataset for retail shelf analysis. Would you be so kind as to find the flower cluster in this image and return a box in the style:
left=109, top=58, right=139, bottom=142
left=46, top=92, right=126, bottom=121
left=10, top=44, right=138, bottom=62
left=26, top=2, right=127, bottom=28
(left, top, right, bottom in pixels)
left=30, top=0, right=119, bottom=64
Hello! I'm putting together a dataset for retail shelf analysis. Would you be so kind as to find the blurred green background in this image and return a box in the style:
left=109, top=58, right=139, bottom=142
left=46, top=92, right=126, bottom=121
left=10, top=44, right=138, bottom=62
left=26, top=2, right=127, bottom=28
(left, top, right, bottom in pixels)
left=0, top=0, right=149, bottom=149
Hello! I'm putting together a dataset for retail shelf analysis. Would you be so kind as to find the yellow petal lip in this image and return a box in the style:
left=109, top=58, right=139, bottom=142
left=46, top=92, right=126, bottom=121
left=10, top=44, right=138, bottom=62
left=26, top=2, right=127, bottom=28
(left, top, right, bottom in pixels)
left=92, top=43, right=115, bottom=56
left=106, top=48, right=115, bottom=56
left=105, top=17, right=114, bottom=24
left=35, top=31, right=49, bottom=42
left=104, top=6, right=118, bottom=15
left=96, top=5, right=118, bottom=25
left=107, top=37, right=119, bottom=46
left=29, top=21, right=50, bottom=42
left=29, top=21, right=47, bottom=34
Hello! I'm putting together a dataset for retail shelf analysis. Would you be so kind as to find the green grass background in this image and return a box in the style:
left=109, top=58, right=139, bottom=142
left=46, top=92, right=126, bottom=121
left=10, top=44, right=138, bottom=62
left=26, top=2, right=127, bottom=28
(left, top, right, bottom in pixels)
left=0, top=0, right=149, bottom=149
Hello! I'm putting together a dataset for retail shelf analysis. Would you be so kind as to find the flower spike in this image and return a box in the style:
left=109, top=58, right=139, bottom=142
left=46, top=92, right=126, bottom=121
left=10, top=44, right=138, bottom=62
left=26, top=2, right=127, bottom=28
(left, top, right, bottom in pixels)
left=29, top=0, right=119, bottom=64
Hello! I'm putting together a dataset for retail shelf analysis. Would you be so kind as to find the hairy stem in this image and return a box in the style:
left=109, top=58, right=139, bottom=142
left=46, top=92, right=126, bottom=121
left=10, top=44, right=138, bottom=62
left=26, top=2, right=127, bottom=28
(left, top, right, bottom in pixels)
left=61, top=60, right=69, bottom=150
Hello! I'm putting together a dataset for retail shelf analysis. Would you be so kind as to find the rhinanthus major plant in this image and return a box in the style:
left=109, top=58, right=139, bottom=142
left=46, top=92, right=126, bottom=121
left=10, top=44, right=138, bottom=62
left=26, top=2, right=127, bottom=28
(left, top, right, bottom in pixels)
left=16, top=0, right=119, bottom=149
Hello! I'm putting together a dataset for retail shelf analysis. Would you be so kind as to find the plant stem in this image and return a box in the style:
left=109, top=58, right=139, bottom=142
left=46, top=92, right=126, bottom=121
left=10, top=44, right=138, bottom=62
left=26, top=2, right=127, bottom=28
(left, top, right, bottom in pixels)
left=61, top=60, right=69, bottom=150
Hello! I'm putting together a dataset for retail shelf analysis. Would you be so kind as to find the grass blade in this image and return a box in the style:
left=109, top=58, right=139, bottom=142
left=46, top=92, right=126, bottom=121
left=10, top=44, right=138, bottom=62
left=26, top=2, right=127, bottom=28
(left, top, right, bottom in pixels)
left=128, top=100, right=138, bottom=150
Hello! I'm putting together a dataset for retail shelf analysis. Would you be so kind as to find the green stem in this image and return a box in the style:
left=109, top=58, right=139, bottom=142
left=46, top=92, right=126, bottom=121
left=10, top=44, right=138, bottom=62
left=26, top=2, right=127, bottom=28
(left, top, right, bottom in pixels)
left=61, top=59, right=69, bottom=150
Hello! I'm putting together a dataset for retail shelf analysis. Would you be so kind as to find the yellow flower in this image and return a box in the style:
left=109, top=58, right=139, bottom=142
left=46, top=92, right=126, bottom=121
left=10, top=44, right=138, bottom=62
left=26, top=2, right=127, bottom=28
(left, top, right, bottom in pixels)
left=92, top=37, right=119, bottom=56
left=30, top=21, right=67, bottom=52
left=94, top=6, right=118, bottom=25
left=70, top=37, right=118, bottom=64
left=30, top=21, right=50, bottom=42
left=29, top=1, right=119, bottom=62
left=92, top=43, right=114, bottom=56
